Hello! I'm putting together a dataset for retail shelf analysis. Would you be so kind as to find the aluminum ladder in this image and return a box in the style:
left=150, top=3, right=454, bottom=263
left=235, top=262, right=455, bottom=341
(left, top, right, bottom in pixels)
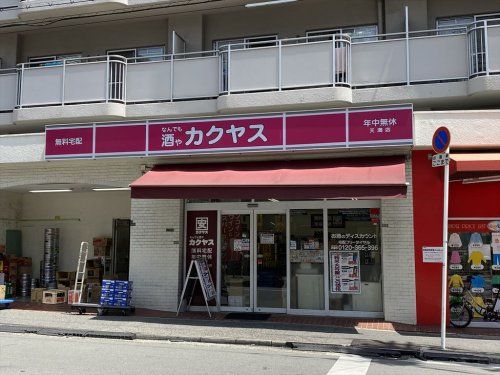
left=73, top=242, right=89, bottom=304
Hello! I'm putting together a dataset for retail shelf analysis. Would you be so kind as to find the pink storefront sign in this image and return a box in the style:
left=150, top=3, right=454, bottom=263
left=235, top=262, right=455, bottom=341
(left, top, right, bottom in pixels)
left=348, top=107, right=413, bottom=144
left=148, top=116, right=284, bottom=154
left=95, top=124, right=147, bottom=155
left=44, top=105, right=413, bottom=159
left=45, top=126, right=93, bottom=158
left=286, top=111, right=346, bottom=148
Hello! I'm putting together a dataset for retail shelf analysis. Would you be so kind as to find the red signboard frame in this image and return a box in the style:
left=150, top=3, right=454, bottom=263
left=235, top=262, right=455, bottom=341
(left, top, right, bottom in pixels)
left=45, top=105, right=413, bottom=159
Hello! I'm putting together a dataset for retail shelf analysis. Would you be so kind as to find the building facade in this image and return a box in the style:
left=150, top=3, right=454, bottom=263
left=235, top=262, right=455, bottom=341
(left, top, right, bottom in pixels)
left=0, top=0, right=499, bottom=326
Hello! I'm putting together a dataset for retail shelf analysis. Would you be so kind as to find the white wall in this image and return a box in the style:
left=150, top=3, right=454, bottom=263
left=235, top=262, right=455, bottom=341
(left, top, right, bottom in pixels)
left=203, top=0, right=378, bottom=48
left=21, top=191, right=131, bottom=278
left=20, top=18, right=168, bottom=61
left=381, top=159, right=416, bottom=324
left=0, top=191, right=21, bottom=246
left=129, top=198, right=184, bottom=311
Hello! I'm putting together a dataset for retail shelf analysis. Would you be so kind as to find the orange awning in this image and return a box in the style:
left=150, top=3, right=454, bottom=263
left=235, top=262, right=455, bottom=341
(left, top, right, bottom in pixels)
left=130, top=156, right=407, bottom=200
left=450, top=153, right=500, bottom=181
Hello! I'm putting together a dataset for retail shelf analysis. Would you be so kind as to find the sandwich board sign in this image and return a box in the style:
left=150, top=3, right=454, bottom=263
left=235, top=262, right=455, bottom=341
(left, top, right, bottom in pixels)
left=177, top=258, right=217, bottom=317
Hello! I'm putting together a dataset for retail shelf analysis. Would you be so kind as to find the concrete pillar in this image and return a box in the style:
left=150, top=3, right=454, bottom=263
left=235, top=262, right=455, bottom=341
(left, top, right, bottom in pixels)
left=384, top=0, right=429, bottom=33
left=167, top=13, right=204, bottom=53
left=0, top=191, right=22, bottom=246
left=129, top=198, right=184, bottom=311
left=380, top=159, right=417, bottom=324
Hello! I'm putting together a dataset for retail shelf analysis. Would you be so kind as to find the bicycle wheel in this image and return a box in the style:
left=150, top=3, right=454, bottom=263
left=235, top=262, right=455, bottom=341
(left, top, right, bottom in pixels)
left=450, top=302, right=473, bottom=328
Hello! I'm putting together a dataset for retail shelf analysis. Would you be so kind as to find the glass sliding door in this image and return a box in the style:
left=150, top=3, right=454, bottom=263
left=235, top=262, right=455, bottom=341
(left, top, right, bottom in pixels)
left=289, top=209, right=325, bottom=310
left=328, top=208, right=382, bottom=312
left=220, top=213, right=252, bottom=310
left=255, top=213, right=287, bottom=311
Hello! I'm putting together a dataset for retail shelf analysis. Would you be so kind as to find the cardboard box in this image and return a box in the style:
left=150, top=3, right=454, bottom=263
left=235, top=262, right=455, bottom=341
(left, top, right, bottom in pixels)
left=42, top=289, right=67, bottom=304
left=87, top=285, right=101, bottom=303
left=93, top=237, right=111, bottom=247
left=86, top=268, right=102, bottom=279
left=31, top=288, right=44, bottom=303
left=0, top=285, right=5, bottom=300
left=67, top=290, right=82, bottom=304
left=86, top=259, right=101, bottom=269
left=94, top=246, right=111, bottom=257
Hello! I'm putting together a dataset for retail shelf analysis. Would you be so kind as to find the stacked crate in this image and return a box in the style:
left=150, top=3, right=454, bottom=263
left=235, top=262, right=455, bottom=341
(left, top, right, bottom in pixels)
left=99, top=280, right=133, bottom=307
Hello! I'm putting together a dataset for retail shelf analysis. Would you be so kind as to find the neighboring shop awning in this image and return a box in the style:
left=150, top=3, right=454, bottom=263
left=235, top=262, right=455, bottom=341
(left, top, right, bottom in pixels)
left=450, top=153, right=500, bottom=181
left=130, top=156, right=408, bottom=199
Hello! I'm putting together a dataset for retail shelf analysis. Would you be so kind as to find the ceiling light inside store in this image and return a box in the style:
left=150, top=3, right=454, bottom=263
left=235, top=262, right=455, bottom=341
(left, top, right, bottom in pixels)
left=268, top=198, right=280, bottom=202
left=92, top=187, right=131, bottom=191
left=29, top=189, right=73, bottom=193
left=245, top=0, right=297, bottom=8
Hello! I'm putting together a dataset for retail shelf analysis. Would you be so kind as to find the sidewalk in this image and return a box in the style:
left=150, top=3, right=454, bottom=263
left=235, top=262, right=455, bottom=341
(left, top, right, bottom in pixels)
left=1, top=304, right=499, bottom=363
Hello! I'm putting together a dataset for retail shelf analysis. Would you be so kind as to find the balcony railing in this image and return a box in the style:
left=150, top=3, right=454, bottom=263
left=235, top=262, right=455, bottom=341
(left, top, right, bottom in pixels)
left=0, top=69, right=17, bottom=112
left=8, top=19, right=500, bottom=112
left=219, top=34, right=351, bottom=94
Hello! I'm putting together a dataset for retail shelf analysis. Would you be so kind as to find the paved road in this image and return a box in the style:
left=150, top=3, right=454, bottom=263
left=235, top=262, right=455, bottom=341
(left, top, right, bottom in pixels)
left=0, top=332, right=498, bottom=375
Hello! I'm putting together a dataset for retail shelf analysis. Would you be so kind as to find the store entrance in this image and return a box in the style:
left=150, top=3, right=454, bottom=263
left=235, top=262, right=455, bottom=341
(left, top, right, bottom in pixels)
left=220, top=211, right=287, bottom=313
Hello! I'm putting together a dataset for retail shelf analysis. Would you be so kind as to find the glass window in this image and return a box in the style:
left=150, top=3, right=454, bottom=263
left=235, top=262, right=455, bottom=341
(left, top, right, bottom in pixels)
left=108, top=46, right=165, bottom=62
left=213, top=35, right=277, bottom=51
left=290, top=209, right=325, bottom=310
left=436, top=16, right=473, bottom=35
left=28, top=54, right=82, bottom=67
left=307, top=25, right=378, bottom=42
left=137, top=46, right=165, bottom=61
left=447, top=223, right=499, bottom=322
left=328, top=208, right=382, bottom=312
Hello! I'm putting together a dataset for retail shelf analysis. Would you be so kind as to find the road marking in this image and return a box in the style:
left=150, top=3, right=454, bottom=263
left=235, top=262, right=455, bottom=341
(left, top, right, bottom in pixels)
left=326, top=354, right=371, bottom=375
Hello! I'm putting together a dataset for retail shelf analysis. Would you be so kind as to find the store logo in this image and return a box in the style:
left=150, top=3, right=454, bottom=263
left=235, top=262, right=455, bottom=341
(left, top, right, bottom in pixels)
left=196, top=217, right=209, bottom=234
left=487, top=221, right=500, bottom=232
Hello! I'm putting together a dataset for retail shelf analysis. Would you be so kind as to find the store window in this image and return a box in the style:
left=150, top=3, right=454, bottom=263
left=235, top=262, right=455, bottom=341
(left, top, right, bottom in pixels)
left=328, top=208, right=382, bottom=312
left=447, top=221, right=500, bottom=320
left=290, top=209, right=325, bottom=310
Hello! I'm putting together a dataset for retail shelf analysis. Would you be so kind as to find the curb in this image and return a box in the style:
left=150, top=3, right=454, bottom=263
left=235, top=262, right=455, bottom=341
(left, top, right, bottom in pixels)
left=288, top=342, right=500, bottom=364
left=1, top=324, right=499, bottom=364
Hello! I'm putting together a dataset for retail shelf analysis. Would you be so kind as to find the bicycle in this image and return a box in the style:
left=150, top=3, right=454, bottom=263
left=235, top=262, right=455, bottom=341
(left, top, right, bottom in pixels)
left=449, top=281, right=500, bottom=328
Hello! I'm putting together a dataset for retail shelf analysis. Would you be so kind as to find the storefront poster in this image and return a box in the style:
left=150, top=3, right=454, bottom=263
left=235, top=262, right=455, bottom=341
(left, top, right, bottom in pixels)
left=290, top=249, right=324, bottom=263
left=330, top=251, right=361, bottom=294
left=447, top=219, right=500, bottom=319
left=233, top=238, right=250, bottom=252
left=45, top=105, right=412, bottom=159
left=260, top=233, right=275, bottom=245
left=329, top=232, right=379, bottom=252
left=422, top=247, right=443, bottom=263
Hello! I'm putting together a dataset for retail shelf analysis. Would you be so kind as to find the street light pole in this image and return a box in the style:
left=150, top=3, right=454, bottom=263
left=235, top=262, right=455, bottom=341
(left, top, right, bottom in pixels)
left=440, top=146, right=450, bottom=350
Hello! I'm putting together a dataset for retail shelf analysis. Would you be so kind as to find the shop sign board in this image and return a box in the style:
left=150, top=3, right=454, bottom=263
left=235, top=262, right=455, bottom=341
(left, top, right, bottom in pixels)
left=422, top=247, right=443, bottom=263
left=329, top=251, right=361, bottom=294
left=185, top=211, right=217, bottom=304
left=45, top=105, right=413, bottom=159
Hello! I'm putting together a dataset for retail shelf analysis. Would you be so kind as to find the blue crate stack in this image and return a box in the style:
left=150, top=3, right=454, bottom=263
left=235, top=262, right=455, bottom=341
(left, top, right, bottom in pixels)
left=99, top=280, right=133, bottom=307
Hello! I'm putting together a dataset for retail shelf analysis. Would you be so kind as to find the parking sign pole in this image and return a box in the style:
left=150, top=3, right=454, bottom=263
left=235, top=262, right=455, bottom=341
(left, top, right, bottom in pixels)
left=440, top=146, right=450, bottom=350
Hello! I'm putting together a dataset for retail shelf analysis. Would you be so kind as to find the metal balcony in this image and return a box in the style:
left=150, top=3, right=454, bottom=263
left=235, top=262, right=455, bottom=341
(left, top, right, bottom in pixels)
left=4, top=19, right=500, bottom=113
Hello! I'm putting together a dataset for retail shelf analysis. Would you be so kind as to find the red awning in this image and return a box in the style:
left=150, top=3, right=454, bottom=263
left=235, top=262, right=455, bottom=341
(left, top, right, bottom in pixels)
left=450, top=153, right=500, bottom=181
left=130, top=156, right=407, bottom=199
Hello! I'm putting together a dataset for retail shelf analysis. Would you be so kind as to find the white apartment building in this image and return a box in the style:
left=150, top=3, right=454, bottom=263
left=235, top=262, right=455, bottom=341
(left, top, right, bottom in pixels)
left=0, top=0, right=499, bottom=326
